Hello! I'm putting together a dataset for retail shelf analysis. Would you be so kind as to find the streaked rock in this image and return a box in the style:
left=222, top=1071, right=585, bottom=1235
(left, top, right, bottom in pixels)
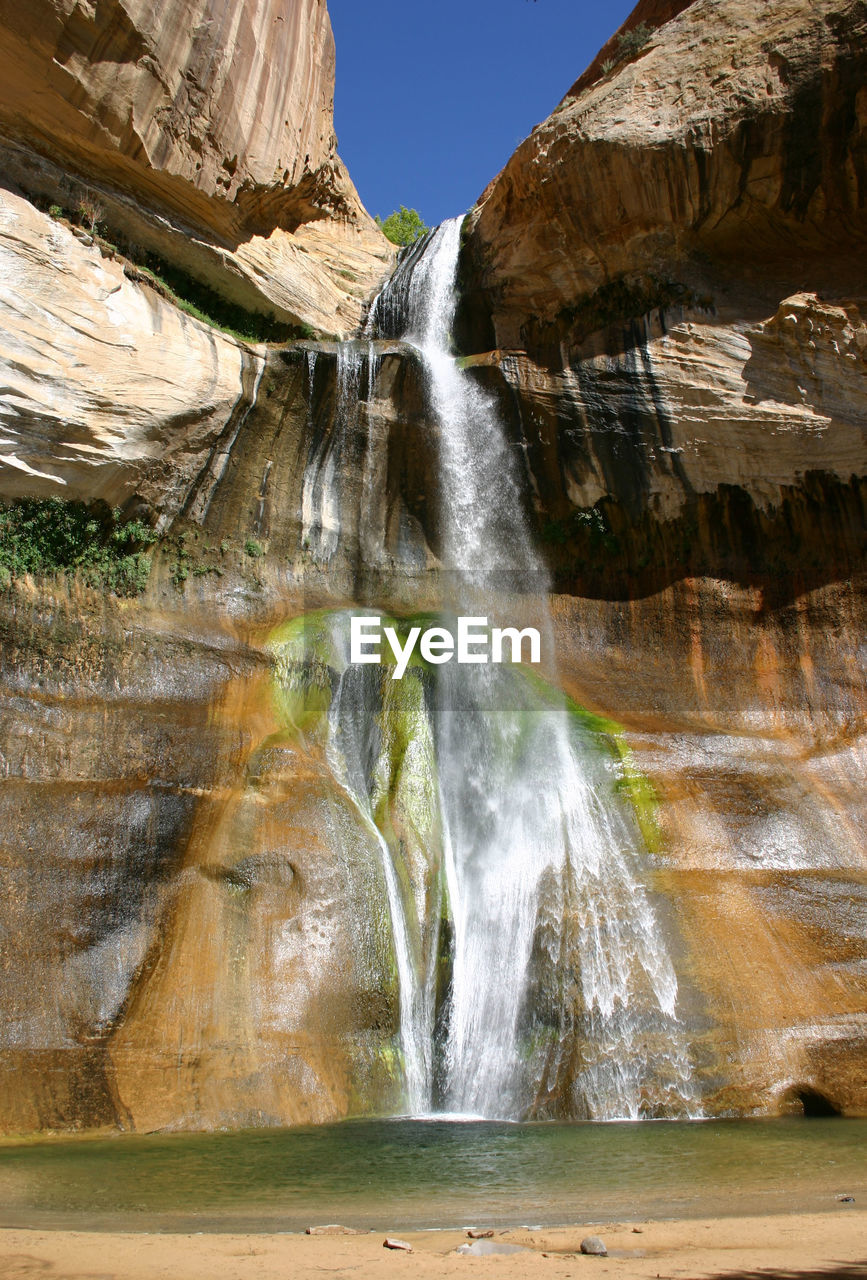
left=0, top=0, right=394, bottom=334
left=0, top=182, right=258, bottom=520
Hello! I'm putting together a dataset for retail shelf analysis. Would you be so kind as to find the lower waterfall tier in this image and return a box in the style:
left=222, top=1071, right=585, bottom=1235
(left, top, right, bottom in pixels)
left=0, top=576, right=864, bottom=1133
left=267, top=610, right=697, bottom=1122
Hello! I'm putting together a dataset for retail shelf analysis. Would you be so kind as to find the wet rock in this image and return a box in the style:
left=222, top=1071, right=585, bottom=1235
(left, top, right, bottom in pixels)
left=580, top=1236, right=608, bottom=1256
left=383, top=1237, right=413, bottom=1252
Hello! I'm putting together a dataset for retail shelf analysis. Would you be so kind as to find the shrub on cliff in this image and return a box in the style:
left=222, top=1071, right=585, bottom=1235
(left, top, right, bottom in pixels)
left=0, top=498, right=156, bottom=596
left=375, top=206, right=429, bottom=246
left=615, top=22, right=653, bottom=61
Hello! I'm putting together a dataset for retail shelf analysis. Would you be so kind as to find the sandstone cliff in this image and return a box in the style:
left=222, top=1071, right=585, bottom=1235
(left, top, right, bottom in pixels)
left=463, top=0, right=867, bottom=350
left=0, top=0, right=394, bottom=336
left=456, top=0, right=867, bottom=591
left=447, top=0, right=867, bottom=1118
left=0, top=182, right=263, bottom=518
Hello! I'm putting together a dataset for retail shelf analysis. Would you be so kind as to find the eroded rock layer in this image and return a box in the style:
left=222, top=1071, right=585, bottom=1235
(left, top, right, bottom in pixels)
left=0, top=182, right=259, bottom=518
left=0, top=0, right=338, bottom=236
left=0, top=0, right=394, bottom=334
left=461, top=0, right=867, bottom=352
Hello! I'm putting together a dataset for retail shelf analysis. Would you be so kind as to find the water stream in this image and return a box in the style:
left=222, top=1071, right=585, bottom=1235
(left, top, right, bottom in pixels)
left=294, top=219, right=698, bottom=1120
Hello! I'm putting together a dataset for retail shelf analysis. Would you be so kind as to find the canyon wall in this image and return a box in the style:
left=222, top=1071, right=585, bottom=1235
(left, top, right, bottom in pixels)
left=0, top=0, right=864, bottom=1131
left=0, top=0, right=394, bottom=335
left=451, top=0, right=867, bottom=1117
left=457, top=0, right=867, bottom=592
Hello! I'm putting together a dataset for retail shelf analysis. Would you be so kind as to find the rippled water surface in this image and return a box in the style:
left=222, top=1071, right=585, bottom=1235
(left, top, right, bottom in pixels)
left=0, top=1118, right=864, bottom=1232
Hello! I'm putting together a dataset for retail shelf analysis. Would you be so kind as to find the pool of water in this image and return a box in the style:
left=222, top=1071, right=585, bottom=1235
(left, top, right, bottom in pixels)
left=0, top=1118, right=863, bottom=1233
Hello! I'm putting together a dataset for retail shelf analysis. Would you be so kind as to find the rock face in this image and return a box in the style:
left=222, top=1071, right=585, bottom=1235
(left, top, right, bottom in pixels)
left=0, top=182, right=261, bottom=519
left=0, top=0, right=338, bottom=237
left=0, top=0, right=394, bottom=334
left=462, top=0, right=867, bottom=352
left=1, top=332, right=864, bottom=1130
left=455, top=0, right=867, bottom=594
left=551, top=578, right=866, bottom=1118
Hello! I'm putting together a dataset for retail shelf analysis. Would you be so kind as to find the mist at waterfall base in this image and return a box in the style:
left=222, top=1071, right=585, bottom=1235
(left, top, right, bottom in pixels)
left=297, top=219, right=697, bottom=1123
left=1, top=1119, right=865, bottom=1232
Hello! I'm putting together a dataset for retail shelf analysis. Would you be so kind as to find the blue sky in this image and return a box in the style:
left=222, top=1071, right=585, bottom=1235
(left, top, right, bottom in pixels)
left=328, top=0, right=635, bottom=228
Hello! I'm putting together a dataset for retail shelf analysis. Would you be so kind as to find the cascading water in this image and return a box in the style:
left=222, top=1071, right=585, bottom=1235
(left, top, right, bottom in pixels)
left=301, top=339, right=388, bottom=570
left=325, top=637, right=435, bottom=1114
left=301, top=341, right=367, bottom=563
left=292, top=218, right=699, bottom=1120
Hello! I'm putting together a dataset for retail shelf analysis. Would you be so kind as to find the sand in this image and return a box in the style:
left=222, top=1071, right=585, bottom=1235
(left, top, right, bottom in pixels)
left=0, top=1210, right=864, bottom=1279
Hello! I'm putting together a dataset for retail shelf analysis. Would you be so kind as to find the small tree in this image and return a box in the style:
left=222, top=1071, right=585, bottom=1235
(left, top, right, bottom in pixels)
left=77, top=196, right=105, bottom=237
left=375, top=206, right=429, bottom=247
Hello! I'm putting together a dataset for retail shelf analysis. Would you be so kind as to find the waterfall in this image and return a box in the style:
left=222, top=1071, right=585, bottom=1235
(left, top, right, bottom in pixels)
left=301, top=341, right=367, bottom=563
left=325, top=640, right=435, bottom=1115
left=292, top=219, right=699, bottom=1120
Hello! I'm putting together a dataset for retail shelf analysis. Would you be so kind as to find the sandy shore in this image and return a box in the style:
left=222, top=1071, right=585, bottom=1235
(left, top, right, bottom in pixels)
left=0, top=1210, right=864, bottom=1279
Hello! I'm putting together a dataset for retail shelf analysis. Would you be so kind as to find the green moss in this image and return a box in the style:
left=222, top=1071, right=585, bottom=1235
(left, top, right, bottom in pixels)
left=267, top=608, right=662, bottom=863
left=0, top=498, right=155, bottom=596
left=167, top=535, right=191, bottom=590
left=268, top=611, right=339, bottom=738
left=270, top=610, right=348, bottom=673
left=371, top=667, right=441, bottom=933
left=519, top=1024, right=560, bottom=1060
left=561, top=694, right=662, bottom=853
left=518, top=665, right=661, bottom=852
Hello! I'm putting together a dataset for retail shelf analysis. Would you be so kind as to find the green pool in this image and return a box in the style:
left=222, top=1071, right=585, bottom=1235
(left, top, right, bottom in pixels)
left=0, top=1118, right=863, bottom=1233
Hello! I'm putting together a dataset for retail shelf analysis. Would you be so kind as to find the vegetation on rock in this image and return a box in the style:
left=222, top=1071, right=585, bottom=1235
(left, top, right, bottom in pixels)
left=596, top=22, right=656, bottom=80
left=615, top=22, right=654, bottom=60
left=124, top=254, right=307, bottom=344
left=0, top=498, right=156, bottom=596
left=34, top=191, right=305, bottom=345
left=76, top=196, right=105, bottom=237
left=376, top=207, right=430, bottom=247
